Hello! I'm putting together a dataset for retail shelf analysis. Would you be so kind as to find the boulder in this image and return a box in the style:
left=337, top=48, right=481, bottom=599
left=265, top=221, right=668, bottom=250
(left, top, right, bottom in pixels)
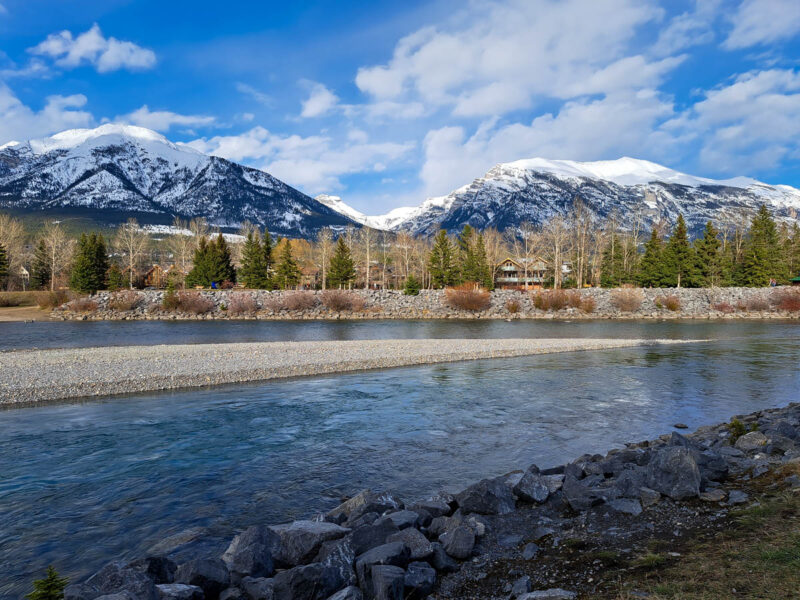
left=349, top=520, right=401, bottom=556
left=428, top=543, right=458, bottom=573
left=220, top=588, right=247, bottom=600
left=403, top=562, right=436, bottom=599
left=439, top=526, right=475, bottom=560
left=128, top=557, right=177, bottom=584
left=522, top=543, right=539, bottom=560
left=327, top=491, right=402, bottom=524
left=222, top=525, right=279, bottom=580
left=735, top=431, right=768, bottom=451
left=375, top=510, right=421, bottom=530
left=174, top=559, right=231, bottom=600
left=542, top=474, right=565, bottom=494
left=80, top=561, right=158, bottom=600
left=269, top=521, right=350, bottom=567
left=695, top=449, right=729, bottom=485
left=387, top=528, right=433, bottom=560
left=354, top=543, right=410, bottom=593
left=646, top=447, right=701, bottom=500
left=561, top=476, right=606, bottom=511
left=608, top=498, right=642, bottom=516
left=370, top=565, right=405, bottom=600
left=239, top=577, right=275, bottom=600
left=272, top=563, right=344, bottom=600
left=511, top=576, right=532, bottom=598
left=610, top=469, right=647, bottom=499
left=513, top=466, right=550, bottom=503
left=155, top=584, right=204, bottom=600
left=769, top=420, right=799, bottom=441
left=699, top=488, right=726, bottom=502
left=325, top=587, right=362, bottom=600
left=315, top=537, right=357, bottom=589
left=426, top=516, right=458, bottom=538
left=455, top=477, right=516, bottom=515
left=407, top=500, right=451, bottom=519
left=639, top=487, right=661, bottom=508
left=727, top=490, right=749, bottom=505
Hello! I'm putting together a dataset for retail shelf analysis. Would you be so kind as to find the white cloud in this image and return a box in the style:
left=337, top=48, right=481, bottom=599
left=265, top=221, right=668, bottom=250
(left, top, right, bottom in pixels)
left=28, top=23, right=156, bottom=73
left=300, top=83, right=339, bottom=118
left=723, top=0, right=800, bottom=49
left=236, top=82, right=272, bottom=106
left=652, top=0, right=721, bottom=56
left=117, top=105, right=216, bottom=131
left=187, top=126, right=414, bottom=194
left=0, top=83, right=93, bottom=143
left=355, top=0, right=670, bottom=117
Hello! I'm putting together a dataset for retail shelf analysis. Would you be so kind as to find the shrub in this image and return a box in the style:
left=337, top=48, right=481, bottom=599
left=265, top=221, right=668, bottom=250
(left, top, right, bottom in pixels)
left=728, top=418, right=758, bottom=443
left=321, top=289, right=366, bottom=312
left=68, top=297, right=98, bottom=313
left=228, top=294, right=258, bottom=316
left=262, top=296, right=285, bottom=313
left=27, top=565, right=68, bottom=600
left=165, top=291, right=214, bottom=314
left=746, top=297, right=770, bottom=312
left=221, top=279, right=235, bottom=290
left=610, top=288, right=644, bottom=312
left=35, top=290, right=70, bottom=310
left=444, top=282, right=491, bottom=311
left=771, top=288, right=800, bottom=312
left=505, top=298, right=521, bottom=314
left=0, top=292, right=35, bottom=307
left=656, top=294, right=681, bottom=312
left=284, top=291, right=317, bottom=311
left=108, top=290, right=141, bottom=312
left=578, top=296, right=596, bottom=313
left=711, top=301, right=736, bottom=314
left=532, top=289, right=569, bottom=311
left=735, top=300, right=748, bottom=312
left=403, top=274, right=421, bottom=296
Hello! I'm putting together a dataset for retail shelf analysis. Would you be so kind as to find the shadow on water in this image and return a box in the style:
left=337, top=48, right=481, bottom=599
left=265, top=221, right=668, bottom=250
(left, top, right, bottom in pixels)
left=0, top=321, right=799, bottom=596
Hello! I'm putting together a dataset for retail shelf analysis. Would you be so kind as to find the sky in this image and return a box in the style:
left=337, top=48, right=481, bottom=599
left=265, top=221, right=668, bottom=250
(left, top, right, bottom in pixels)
left=1, top=0, right=800, bottom=215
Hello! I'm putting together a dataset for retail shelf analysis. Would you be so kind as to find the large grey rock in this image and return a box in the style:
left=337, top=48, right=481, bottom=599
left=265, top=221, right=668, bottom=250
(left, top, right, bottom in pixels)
left=387, top=528, right=433, bottom=560
left=455, top=477, right=516, bottom=515
left=735, top=431, right=768, bottom=451
left=608, top=498, right=642, bottom=516
left=354, top=543, right=410, bottom=593
left=542, top=475, right=565, bottom=494
left=370, top=565, right=405, bottom=600
left=349, top=520, right=401, bottom=556
left=78, top=561, right=158, bottom=600
left=513, top=466, right=550, bottom=503
left=240, top=576, right=275, bottom=600
left=403, top=562, right=436, bottom=599
left=220, top=588, right=247, bottom=600
left=518, top=590, right=576, bottom=600
left=695, top=449, right=729, bottom=485
left=325, top=587, right=362, bottom=600
left=639, top=487, right=661, bottom=508
left=155, top=584, right=204, bottom=600
left=375, top=510, right=421, bottom=530
left=511, top=576, right=532, bottom=598
left=439, top=526, right=474, bottom=560
left=269, top=521, right=350, bottom=567
left=561, top=475, right=606, bottom=511
left=428, top=543, right=458, bottom=573
left=327, top=491, right=402, bottom=524
left=610, top=469, right=647, bottom=498
left=272, top=562, right=344, bottom=600
left=315, top=536, right=357, bottom=589
left=426, top=516, right=458, bottom=538
left=769, top=420, right=799, bottom=440
left=407, top=500, right=451, bottom=518
left=222, top=525, right=279, bottom=580
left=646, top=447, right=701, bottom=500
left=175, top=558, right=230, bottom=600
left=128, top=557, right=177, bottom=585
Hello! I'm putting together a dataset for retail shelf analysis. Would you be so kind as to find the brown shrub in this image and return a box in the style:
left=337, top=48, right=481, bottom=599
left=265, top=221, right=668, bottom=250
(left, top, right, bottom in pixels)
left=735, top=300, right=747, bottom=312
left=283, top=291, right=317, bottom=311
left=770, top=288, right=800, bottom=312
left=610, top=288, right=644, bottom=312
left=746, top=297, right=770, bottom=312
left=532, top=289, right=569, bottom=311
left=505, top=298, right=522, bottom=314
left=68, top=297, right=98, bottom=313
left=228, top=294, right=258, bottom=316
left=321, top=290, right=366, bottom=312
left=444, top=283, right=491, bottom=311
left=578, top=296, right=596, bottom=313
left=108, top=290, right=141, bottom=311
left=656, top=294, right=681, bottom=312
left=35, top=290, right=71, bottom=309
left=0, top=292, right=35, bottom=307
left=172, top=291, right=214, bottom=314
left=711, top=301, right=735, bottom=314
left=262, top=296, right=285, bottom=312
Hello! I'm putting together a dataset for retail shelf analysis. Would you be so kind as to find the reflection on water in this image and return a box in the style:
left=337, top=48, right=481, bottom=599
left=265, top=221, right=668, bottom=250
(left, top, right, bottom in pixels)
left=0, top=322, right=799, bottom=596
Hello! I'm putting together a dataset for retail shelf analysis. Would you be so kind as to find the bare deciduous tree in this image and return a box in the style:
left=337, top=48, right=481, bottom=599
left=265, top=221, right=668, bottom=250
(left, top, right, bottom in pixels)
left=315, top=228, right=333, bottom=289
left=541, top=215, right=570, bottom=289
left=40, top=221, right=74, bottom=291
left=167, top=217, right=195, bottom=278
left=114, top=218, right=150, bottom=288
left=0, top=213, right=25, bottom=286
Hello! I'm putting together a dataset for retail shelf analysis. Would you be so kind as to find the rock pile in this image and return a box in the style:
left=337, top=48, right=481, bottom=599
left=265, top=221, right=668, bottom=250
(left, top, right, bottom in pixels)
left=63, top=402, right=800, bottom=600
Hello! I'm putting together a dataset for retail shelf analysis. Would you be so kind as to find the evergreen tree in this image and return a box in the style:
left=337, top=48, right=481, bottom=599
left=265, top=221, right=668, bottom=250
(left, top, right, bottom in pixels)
left=239, top=231, right=270, bottom=288
left=662, top=214, right=697, bottom=287
left=638, top=228, right=664, bottom=287
left=92, top=234, right=109, bottom=290
left=474, top=234, right=494, bottom=289
left=693, top=221, right=722, bottom=287
left=457, top=225, right=478, bottom=283
left=403, top=273, right=421, bottom=296
left=428, top=230, right=457, bottom=288
left=27, top=565, right=68, bottom=600
left=0, top=242, right=8, bottom=288
left=274, top=239, right=301, bottom=289
left=185, top=237, right=213, bottom=288
left=327, top=236, right=355, bottom=289
left=31, top=239, right=51, bottom=290
left=262, top=226, right=274, bottom=281
left=786, top=222, right=800, bottom=278
left=209, top=234, right=236, bottom=284
left=186, top=234, right=236, bottom=287
left=69, top=234, right=96, bottom=293
left=107, top=263, right=125, bottom=291
left=600, top=233, right=626, bottom=287
left=741, top=204, right=786, bottom=286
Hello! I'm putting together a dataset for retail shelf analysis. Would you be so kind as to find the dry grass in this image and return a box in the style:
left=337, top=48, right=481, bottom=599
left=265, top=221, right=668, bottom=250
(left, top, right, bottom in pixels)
left=67, top=297, right=98, bottom=313
left=165, top=291, right=214, bottom=314
left=711, top=301, right=735, bottom=313
left=610, top=288, right=644, bottom=312
left=771, top=288, right=800, bottom=312
left=35, top=290, right=72, bottom=309
left=228, top=294, right=258, bottom=316
left=505, top=298, right=522, bottom=314
left=108, top=290, right=141, bottom=311
left=578, top=296, right=597, bottom=313
left=532, top=289, right=569, bottom=311
left=0, top=291, right=37, bottom=307
left=444, top=283, right=491, bottom=311
left=655, top=294, right=681, bottom=312
left=321, top=290, right=366, bottom=312
left=745, top=297, right=770, bottom=311
left=284, top=291, right=317, bottom=311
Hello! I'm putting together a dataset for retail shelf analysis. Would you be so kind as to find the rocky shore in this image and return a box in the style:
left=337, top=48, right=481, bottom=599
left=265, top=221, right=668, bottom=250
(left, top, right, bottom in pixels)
left=0, top=337, right=670, bottom=405
left=53, top=287, right=800, bottom=321
left=61, top=402, right=800, bottom=600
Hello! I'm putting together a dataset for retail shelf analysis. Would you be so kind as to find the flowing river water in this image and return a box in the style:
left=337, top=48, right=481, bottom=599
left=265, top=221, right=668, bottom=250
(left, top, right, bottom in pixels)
left=1, top=320, right=799, bottom=597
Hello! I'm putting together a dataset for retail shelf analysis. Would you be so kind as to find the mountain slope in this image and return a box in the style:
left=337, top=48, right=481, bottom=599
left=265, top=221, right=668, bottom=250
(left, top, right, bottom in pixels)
left=328, top=157, right=800, bottom=235
left=0, top=124, right=358, bottom=237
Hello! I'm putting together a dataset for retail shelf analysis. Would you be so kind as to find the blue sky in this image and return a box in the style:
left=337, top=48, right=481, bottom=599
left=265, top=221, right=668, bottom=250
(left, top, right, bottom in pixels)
left=1, top=0, right=800, bottom=214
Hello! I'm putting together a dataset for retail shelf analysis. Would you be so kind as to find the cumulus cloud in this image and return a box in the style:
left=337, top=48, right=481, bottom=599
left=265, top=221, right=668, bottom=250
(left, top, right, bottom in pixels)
left=0, top=84, right=93, bottom=143
left=652, top=0, right=721, bottom=55
left=28, top=23, right=156, bottom=73
left=117, top=105, right=216, bottom=131
left=300, top=83, right=339, bottom=118
left=186, top=126, right=414, bottom=194
left=723, top=0, right=800, bottom=49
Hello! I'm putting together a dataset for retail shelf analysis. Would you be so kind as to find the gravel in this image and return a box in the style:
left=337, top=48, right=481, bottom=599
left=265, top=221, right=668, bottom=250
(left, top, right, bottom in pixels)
left=0, top=338, right=689, bottom=405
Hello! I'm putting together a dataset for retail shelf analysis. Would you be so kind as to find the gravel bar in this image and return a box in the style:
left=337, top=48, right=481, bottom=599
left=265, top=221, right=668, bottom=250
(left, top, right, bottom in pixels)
left=0, top=338, right=690, bottom=405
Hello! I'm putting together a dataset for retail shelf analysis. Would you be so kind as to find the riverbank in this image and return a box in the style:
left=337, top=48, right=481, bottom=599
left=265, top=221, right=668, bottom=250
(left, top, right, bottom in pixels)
left=0, top=337, right=675, bottom=405
left=59, top=402, right=800, bottom=600
left=52, top=287, right=800, bottom=321
left=0, top=305, right=53, bottom=321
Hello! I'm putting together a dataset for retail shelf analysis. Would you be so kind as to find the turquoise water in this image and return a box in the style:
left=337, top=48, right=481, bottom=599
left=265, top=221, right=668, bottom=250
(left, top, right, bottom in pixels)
left=0, top=321, right=799, bottom=597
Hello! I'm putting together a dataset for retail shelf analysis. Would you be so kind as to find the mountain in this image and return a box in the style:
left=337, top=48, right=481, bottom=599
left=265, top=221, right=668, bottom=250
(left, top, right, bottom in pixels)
left=0, top=124, right=358, bottom=237
left=327, top=157, right=800, bottom=235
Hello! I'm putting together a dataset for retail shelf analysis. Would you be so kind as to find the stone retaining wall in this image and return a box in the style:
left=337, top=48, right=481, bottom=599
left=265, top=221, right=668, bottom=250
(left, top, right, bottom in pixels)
left=55, top=287, right=800, bottom=320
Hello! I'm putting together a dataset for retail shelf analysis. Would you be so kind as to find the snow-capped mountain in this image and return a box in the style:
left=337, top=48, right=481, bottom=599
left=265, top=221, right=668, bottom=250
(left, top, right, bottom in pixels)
left=0, top=124, right=357, bottom=237
left=327, top=157, right=800, bottom=235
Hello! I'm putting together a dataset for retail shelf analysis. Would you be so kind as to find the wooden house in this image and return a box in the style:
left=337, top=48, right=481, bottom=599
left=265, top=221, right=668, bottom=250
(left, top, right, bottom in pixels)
left=495, top=258, right=547, bottom=289
left=143, top=265, right=167, bottom=289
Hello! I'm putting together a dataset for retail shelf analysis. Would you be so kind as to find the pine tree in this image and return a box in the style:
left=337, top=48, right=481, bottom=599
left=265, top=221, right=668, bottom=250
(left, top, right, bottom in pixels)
left=474, top=234, right=494, bottom=290
left=662, top=214, right=697, bottom=287
left=741, top=204, right=786, bottom=286
left=786, top=222, right=800, bottom=279
left=239, top=231, right=270, bottom=288
left=186, top=235, right=236, bottom=287
left=27, top=565, right=68, bottom=600
left=210, top=234, right=236, bottom=285
left=328, top=236, right=355, bottom=289
left=262, top=227, right=274, bottom=282
left=638, top=228, right=664, bottom=287
left=185, top=237, right=213, bottom=288
left=0, top=242, right=8, bottom=289
left=274, top=238, right=301, bottom=289
left=31, top=239, right=51, bottom=290
left=107, top=263, right=125, bottom=291
left=693, top=221, right=722, bottom=287
left=457, top=225, right=478, bottom=283
left=69, top=234, right=95, bottom=293
left=92, top=234, right=109, bottom=290
left=403, top=273, right=421, bottom=296
left=600, top=233, right=626, bottom=287
left=428, top=230, right=457, bottom=288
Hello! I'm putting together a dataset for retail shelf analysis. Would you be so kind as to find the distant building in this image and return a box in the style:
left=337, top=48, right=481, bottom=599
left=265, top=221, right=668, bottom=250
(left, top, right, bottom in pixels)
left=495, top=258, right=547, bottom=289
